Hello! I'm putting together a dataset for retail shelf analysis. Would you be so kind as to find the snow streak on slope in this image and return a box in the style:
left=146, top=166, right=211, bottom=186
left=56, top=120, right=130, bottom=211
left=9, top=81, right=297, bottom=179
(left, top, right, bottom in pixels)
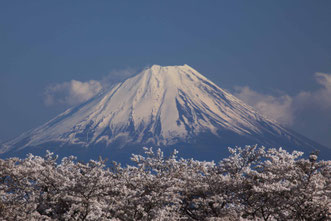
left=2, top=65, right=291, bottom=153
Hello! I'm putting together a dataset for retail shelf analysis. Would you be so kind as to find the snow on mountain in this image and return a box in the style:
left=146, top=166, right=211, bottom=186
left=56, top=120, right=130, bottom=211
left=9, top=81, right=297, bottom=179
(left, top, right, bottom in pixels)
left=1, top=65, right=330, bottom=161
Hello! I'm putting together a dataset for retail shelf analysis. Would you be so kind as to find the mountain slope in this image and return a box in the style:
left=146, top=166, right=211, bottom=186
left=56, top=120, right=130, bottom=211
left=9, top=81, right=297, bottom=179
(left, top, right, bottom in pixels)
left=1, top=65, right=330, bottom=161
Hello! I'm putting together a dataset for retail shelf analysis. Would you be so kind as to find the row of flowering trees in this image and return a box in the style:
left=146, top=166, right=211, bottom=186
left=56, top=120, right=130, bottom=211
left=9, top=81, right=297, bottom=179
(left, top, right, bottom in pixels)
left=0, top=146, right=330, bottom=220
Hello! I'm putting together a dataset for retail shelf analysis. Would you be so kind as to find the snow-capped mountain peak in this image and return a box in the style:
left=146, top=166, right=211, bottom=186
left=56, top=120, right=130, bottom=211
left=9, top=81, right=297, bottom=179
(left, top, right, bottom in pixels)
left=2, top=65, right=329, bottom=161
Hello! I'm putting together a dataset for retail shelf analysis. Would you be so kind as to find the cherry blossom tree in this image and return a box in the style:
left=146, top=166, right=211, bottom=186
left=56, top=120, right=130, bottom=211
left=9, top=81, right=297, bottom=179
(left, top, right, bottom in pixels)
left=0, top=146, right=329, bottom=220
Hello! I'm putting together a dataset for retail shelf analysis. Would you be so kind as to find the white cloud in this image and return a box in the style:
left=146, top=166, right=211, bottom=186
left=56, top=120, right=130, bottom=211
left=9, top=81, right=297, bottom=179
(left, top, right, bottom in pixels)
left=44, top=80, right=103, bottom=106
left=234, top=86, right=294, bottom=125
left=44, top=67, right=138, bottom=107
left=295, top=72, right=331, bottom=110
left=233, top=73, right=331, bottom=126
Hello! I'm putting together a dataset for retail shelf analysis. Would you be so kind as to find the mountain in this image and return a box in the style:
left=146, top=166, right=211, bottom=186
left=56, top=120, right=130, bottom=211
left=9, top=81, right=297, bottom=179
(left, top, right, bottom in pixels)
left=1, top=65, right=330, bottom=162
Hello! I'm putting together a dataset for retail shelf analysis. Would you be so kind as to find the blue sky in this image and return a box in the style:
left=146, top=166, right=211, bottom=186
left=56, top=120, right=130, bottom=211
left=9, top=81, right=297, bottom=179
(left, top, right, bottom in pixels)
left=1, top=1, right=331, bottom=147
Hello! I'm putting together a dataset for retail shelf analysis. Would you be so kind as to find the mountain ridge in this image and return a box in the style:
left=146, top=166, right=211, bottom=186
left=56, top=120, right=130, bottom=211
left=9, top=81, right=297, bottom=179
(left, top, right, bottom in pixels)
left=1, top=65, right=330, bottom=161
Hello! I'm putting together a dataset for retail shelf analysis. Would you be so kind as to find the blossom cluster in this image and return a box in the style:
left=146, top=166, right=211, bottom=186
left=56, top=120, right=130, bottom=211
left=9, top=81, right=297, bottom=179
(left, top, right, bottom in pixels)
left=0, top=146, right=330, bottom=220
